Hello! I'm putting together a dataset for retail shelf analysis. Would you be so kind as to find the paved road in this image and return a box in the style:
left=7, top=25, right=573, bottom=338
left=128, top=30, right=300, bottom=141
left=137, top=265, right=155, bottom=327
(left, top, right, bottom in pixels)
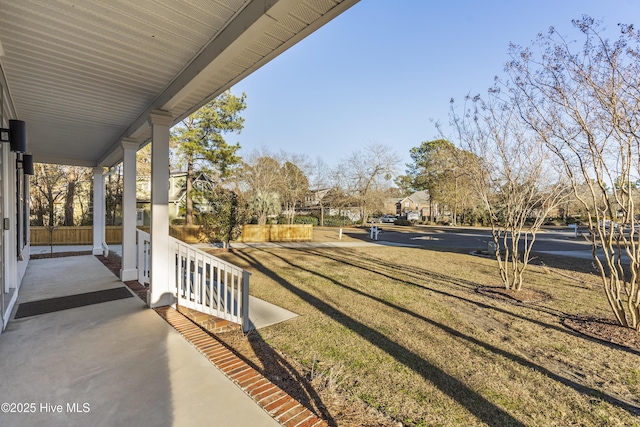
left=351, top=225, right=596, bottom=259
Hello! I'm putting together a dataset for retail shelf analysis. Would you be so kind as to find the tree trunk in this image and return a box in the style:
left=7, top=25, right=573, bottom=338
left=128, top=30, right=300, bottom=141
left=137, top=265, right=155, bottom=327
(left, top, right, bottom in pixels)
left=34, top=199, right=44, bottom=226
left=288, top=202, right=295, bottom=224
left=47, top=188, right=55, bottom=227
left=429, top=198, right=434, bottom=224
left=258, top=212, right=267, bottom=225
left=64, top=177, right=76, bottom=226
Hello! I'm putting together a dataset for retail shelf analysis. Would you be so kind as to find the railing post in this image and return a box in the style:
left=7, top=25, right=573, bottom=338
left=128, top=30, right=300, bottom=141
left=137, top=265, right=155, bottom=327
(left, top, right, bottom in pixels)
left=136, top=229, right=151, bottom=287
left=168, top=238, right=177, bottom=303
left=136, top=229, right=143, bottom=284
left=241, top=270, right=251, bottom=332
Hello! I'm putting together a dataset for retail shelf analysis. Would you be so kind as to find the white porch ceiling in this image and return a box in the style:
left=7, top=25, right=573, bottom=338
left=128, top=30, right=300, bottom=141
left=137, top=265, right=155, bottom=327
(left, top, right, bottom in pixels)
left=0, top=0, right=358, bottom=167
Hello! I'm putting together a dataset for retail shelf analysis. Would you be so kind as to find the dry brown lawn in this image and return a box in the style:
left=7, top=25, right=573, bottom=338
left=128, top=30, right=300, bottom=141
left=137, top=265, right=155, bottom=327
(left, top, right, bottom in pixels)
left=210, top=229, right=640, bottom=427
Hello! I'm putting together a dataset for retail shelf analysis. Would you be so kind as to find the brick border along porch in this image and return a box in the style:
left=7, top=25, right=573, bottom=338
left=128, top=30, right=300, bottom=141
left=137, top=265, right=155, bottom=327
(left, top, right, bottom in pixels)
left=154, top=307, right=327, bottom=427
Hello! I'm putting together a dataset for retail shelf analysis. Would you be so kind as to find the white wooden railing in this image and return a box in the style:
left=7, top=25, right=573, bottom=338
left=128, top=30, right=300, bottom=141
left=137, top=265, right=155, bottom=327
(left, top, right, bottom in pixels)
left=137, top=229, right=151, bottom=286
left=136, top=228, right=250, bottom=332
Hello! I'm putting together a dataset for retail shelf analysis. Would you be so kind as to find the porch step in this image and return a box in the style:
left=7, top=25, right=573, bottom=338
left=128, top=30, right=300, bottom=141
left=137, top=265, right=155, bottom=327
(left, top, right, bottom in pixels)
left=176, top=306, right=240, bottom=334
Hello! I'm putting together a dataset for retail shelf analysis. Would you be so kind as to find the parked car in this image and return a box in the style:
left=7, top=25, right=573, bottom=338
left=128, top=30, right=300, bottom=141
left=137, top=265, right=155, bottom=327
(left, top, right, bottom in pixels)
left=380, top=215, right=396, bottom=223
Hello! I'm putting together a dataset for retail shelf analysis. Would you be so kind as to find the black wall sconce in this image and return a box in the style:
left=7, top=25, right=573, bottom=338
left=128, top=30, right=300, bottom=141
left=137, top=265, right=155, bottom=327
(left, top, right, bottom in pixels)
left=21, top=154, right=34, bottom=175
left=16, top=154, right=34, bottom=176
left=0, top=119, right=27, bottom=153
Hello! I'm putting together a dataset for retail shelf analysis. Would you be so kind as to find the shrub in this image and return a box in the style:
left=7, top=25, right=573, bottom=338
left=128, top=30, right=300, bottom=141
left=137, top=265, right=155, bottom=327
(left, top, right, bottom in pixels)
left=543, top=217, right=564, bottom=226
left=294, top=215, right=319, bottom=226
left=395, top=219, right=411, bottom=226
left=322, top=215, right=354, bottom=227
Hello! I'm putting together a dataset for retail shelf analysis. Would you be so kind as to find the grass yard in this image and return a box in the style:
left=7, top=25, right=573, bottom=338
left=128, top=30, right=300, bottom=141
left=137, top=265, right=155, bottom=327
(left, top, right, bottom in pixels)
left=210, top=241, right=640, bottom=426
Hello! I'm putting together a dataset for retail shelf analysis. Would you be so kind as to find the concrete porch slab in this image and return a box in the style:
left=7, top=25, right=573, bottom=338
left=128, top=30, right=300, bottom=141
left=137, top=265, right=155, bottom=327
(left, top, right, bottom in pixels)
left=0, top=255, right=281, bottom=427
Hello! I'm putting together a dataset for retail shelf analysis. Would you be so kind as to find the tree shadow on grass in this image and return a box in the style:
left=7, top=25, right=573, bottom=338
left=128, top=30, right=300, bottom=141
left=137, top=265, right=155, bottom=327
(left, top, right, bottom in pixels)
left=304, top=248, right=569, bottom=323
left=301, top=248, right=640, bottom=358
left=234, top=250, right=529, bottom=426
left=240, top=248, right=640, bottom=419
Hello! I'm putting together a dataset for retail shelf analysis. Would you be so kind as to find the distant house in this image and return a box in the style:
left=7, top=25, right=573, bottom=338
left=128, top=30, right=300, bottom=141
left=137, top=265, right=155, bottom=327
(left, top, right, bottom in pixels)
left=384, top=190, right=432, bottom=220
left=136, top=172, right=217, bottom=224
left=303, top=188, right=331, bottom=208
left=300, top=187, right=363, bottom=223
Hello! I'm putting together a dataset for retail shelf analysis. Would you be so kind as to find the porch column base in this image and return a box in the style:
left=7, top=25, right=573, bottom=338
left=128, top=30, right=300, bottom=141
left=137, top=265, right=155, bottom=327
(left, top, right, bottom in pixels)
left=120, top=268, right=138, bottom=282
left=92, top=247, right=103, bottom=256
left=148, top=293, right=175, bottom=308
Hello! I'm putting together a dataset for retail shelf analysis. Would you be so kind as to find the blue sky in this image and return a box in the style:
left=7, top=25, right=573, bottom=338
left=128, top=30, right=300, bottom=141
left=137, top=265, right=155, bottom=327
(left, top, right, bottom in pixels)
left=231, top=0, right=640, bottom=170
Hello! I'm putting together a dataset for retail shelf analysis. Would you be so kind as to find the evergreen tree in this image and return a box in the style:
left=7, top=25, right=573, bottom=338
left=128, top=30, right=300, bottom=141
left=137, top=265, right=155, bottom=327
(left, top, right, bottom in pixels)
left=171, top=90, right=246, bottom=225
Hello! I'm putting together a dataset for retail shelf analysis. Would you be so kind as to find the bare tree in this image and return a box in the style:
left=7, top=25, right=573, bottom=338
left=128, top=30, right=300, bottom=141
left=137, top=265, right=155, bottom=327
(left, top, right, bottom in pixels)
left=506, top=17, right=640, bottom=328
left=137, top=143, right=152, bottom=176
left=309, top=157, right=332, bottom=226
left=241, top=149, right=312, bottom=225
left=105, top=165, right=123, bottom=226
left=62, top=166, right=91, bottom=226
left=337, top=143, right=399, bottom=225
left=280, top=153, right=310, bottom=224
left=31, top=163, right=66, bottom=226
left=242, top=150, right=283, bottom=224
left=451, top=94, right=569, bottom=291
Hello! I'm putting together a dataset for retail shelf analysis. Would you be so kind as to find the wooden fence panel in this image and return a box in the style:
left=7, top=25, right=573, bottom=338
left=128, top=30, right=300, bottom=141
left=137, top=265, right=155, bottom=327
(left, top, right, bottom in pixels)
left=31, top=226, right=124, bottom=245
left=240, top=224, right=312, bottom=242
left=169, top=225, right=204, bottom=243
left=136, top=226, right=203, bottom=243
left=31, top=223, right=313, bottom=245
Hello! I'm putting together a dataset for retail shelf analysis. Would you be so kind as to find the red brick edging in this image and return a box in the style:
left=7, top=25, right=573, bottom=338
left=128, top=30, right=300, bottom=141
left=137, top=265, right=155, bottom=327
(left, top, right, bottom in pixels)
left=154, top=306, right=327, bottom=427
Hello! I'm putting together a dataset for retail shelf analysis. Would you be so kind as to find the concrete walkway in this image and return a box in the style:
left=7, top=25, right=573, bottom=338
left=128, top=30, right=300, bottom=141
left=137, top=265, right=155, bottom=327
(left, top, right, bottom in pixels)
left=0, top=255, right=281, bottom=427
left=248, top=296, right=298, bottom=330
left=30, top=244, right=123, bottom=256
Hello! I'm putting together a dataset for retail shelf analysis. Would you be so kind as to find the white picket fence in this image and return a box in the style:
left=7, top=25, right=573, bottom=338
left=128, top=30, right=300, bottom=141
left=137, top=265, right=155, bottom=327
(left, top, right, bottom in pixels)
left=136, top=229, right=250, bottom=331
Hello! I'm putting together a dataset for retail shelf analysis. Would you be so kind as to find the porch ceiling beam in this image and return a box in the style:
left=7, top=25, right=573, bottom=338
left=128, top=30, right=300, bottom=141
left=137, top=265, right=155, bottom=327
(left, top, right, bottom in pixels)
left=32, top=154, right=98, bottom=168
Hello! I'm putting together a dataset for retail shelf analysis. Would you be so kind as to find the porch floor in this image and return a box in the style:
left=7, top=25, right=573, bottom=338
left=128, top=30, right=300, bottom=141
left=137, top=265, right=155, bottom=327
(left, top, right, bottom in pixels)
left=0, top=255, right=306, bottom=427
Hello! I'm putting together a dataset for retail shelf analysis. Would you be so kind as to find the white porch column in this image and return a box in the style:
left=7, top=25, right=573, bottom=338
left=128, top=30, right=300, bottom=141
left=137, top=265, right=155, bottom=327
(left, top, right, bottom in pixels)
left=148, top=110, right=173, bottom=307
left=120, top=139, right=138, bottom=281
left=92, top=167, right=106, bottom=256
